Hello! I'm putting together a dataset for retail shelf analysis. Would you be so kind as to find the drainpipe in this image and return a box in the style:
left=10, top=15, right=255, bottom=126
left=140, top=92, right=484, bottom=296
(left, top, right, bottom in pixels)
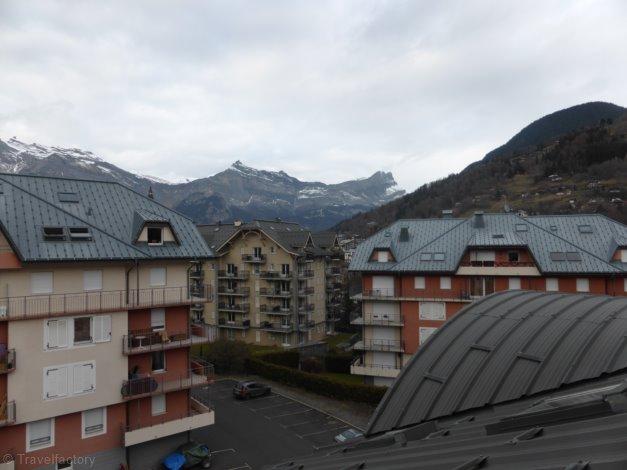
left=125, top=263, right=135, bottom=305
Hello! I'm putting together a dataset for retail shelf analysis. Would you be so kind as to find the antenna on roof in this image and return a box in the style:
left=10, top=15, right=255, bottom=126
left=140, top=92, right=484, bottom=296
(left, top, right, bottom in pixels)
left=148, top=186, right=154, bottom=199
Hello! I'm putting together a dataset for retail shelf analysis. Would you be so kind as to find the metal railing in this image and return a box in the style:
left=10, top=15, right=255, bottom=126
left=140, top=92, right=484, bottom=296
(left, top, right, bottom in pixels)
left=0, top=346, right=15, bottom=373
left=360, top=287, right=471, bottom=301
left=351, top=357, right=401, bottom=371
left=297, top=303, right=315, bottom=313
left=326, top=267, right=343, bottom=276
left=124, top=397, right=212, bottom=432
left=0, top=285, right=210, bottom=320
left=259, top=287, right=292, bottom=297
left=297, top=270, right=314, bottom=279
left=241, top=254, right=267, bottom=263
left=217, top=318, right=250, bottom=329
left=361, top=288, right=396, bottom=298
left=352, top=314, right=403, bottom=326
left=217, top=302, right=250, bottom=313
left=217, top=270, right=250, bottom=279
left=259, top=271, right=291, bottom=279
left=326, top=314, right=341, bottom=322
left=217, top=286, right=250, bottom=296
left=121, top=358, right=214, bottom=398
left=298, top=287, right=314, bottom=295
left=354, top=339, right=404, bottom=352
left=0, top=399, right=16, bottom=427
left=260, top=304, right=292, bottom=315
left=123, top=325, right=212, bottom=355
left=261, top=321, right=294, bottom=332
left=459, top=260, right=536, bottom=267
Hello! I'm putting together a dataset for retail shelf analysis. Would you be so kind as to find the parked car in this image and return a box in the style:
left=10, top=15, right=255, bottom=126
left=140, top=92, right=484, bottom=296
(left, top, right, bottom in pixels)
left=334, top=428, right=364, bottom=443
left=163, top=441, right=211, bottom=469
left=233, top=381, right=271, bottom=399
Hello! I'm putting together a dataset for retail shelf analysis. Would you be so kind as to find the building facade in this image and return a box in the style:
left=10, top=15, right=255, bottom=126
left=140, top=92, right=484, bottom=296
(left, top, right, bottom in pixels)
left=349, top=212, right=627, bottom=386
left=0, top=174, right=215, bottom=470
left=197, top=220, right=345, bottom=347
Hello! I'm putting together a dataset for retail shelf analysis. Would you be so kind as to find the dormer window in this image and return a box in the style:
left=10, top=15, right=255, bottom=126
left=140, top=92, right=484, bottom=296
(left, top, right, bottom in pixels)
left=147, top=227, right=163, bottom=245
left=371, top=249, right=394, bottom=262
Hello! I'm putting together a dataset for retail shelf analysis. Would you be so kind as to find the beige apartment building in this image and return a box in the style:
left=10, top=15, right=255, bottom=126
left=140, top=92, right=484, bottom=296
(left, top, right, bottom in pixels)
left=0, top=174, right=215, bottom=470
left=197, top=220, right=345, bottom=347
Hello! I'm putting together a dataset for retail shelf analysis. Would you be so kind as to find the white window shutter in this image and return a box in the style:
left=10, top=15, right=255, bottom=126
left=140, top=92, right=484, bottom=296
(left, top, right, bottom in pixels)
left=73, top=363, right=95, bottom=394
left=31, top=272, right=53, bottom=294
left=45, top=366, right=68, bottom=399
left=150, top=268, right=166, bottom=287
left=46, top=319, right=68, bottom=349
left=151, top=309, right=165, bottom=330
left=93, top=316, right=111, bottom=343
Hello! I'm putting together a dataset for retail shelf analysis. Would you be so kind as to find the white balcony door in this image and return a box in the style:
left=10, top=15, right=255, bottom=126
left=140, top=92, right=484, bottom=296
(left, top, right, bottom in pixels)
left=369, top=302, right=397, bottom=321
left=373, top=351, right=396, bottom=367
left=371, top=326, right=396, bottom=341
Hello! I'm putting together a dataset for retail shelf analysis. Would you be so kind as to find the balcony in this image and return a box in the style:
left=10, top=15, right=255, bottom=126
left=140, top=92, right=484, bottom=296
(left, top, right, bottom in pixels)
left=298, top=320, right=316, bottom=330
left=298, top=286, right=314, bottom=296
left=261, top=321, right=294, bottom=333
left=351, top=314, right=403, bottom=327
left=325, top=267, right=343, bottom=276
left=350, top=357, right=400, bottom=378
left=353, top=339, right=404, bottom=352
left=217, top=318, right=250, bottom=329
left=121, top=358, right=214, bottom=399
left=457, top=260, right=540, bottom=276
left=189, top=268, right=204, bottom=280
left=217, top=286, right=250, bottom=296
left=241, top=254, right=267, bottom=264
left=259, top=287, right=292, bottom=298
left=261, top=304, right=293, bottom=316
left=123, top=324, right=212, bottom=355
left=217, top=302, right=250, bottom=313
left=354, top=288, right=472, bottom=303
left=0, top=285, right=211, bottom=321
left=259, top=271, right=291, bottom=279
left=0, top=399, right=15, bottom=427
left=326, top=314, right=341, bottom=322
left=217, top=270, right=250, bottom=280
left=124, top=398, right=214, bottom=447
left=326, top=281, right=343, bottom=292
left=0, top=346, right=15, bottom=374
left=297, top=303, right=315, bottom=313
left=297, top=270, right=314, bottom=279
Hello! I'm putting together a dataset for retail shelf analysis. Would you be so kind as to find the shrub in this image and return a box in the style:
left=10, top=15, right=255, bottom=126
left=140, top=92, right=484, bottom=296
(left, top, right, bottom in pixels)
left=246, top=357, right=386, bottom=405
left=300, top=357, right=323, bottom=373
left=202, top=339, right=250, bottom=374
left=324, top=354, right=353, bottom=374
left=257, top=350, right=299, bottom=368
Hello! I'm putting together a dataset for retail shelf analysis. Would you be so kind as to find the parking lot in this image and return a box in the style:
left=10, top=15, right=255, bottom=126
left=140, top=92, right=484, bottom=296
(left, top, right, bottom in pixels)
left=191, top=379, right=357, bottom=469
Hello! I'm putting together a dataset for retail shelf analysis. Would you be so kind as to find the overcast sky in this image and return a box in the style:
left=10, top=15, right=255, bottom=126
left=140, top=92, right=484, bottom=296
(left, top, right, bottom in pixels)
left=1, top=1, right=626, bottom=190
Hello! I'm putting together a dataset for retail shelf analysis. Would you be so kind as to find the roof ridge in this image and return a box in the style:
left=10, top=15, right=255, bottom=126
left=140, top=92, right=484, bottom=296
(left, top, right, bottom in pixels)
left=0, top=175, right=152, bottom=259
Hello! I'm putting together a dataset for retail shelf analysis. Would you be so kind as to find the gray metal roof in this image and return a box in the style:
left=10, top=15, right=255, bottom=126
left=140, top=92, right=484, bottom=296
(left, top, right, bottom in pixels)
left=349, top=213, right=627, bottom=274
left=368, top=290, right=627, bottom=435
left=0, top=173, right=213, bottom=262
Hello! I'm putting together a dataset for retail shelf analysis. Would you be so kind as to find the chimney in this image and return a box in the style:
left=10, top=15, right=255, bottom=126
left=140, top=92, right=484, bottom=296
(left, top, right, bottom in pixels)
left=441, top=209, right=453, bottom=219
left=399, top=227, right=409, bottom=242
left=472, top=211, right=485, bottom=228
left=234, top=220, right=243, bottom=227
left=147, top=186, right=154, bottom=199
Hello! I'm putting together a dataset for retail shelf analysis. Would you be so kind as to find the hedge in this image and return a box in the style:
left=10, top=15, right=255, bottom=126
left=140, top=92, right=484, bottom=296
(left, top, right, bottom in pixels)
left=324, top=354, right=353, bottom=374
left=256, top=350, right=300, bottom=368
left=246, top=357, right=387, bottom=405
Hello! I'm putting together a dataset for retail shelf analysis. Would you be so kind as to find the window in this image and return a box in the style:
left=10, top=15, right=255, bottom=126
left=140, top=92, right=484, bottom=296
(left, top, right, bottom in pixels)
left=419, top=327, right=437, bottom=345
left=31, top=272, right=53, bottom=294
left=473, top=251, right=495, bottom=262
left=46, top=319, right=69, bottom=349
left=550, top=252, right=566, bottom=261
left=151, top=394, right=166, bottom=415
left=73, top=317, right=92, bottom=344
left=43, top=227, right=65, bottom=241
left=92, top=315, right=111, bottom=343
left=419, top=302, right=446, bottom=321
left=470, top=276, right=495, bottom=297
left=151, top=351, right=165, bottom=372
left=83, top=270, right=102, bottom=291
left=577, top=224, right=593, bottom=234
left=566, top=252, right=582, bottom=261
left=27, top=418, right=54, bottom=451
left=414, top=276, right=425, bottom=289
left=253, top=247, right=262, bottom=258
left=439, top=277, right=451, bottom=290
left=44, top=361, right=95, bottom=400
left=270, top=246, right=275, bottom=254
left=58, top=192, right=80, bottom=203
left=546, top=278, right=559, bottom=292
left=576, top=278, right=589, bottom=293
left=621, top=250, right=627, bottom=263
left=82, top=407, right=106, bottom=438
left=151, top=308, right=165, bottom=331
left=147, top=227, right=163, bottom=245
left=253, top=264, right=260, bottom=274
left=508, top=277, right=521, bottom=290
left=508, top=251, right=519, bottom=263
left=376, top=250, right=389, bottom=262
left=149, top=267, right=166, bottom=286
left=281, top=264, right=290, bottom=275
left=69, top=227, right=92, bottom=241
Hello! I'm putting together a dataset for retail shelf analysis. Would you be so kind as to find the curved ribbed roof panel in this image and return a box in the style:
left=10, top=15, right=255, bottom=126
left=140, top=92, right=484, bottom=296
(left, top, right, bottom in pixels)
left=367, top=290, right=627, bottom=435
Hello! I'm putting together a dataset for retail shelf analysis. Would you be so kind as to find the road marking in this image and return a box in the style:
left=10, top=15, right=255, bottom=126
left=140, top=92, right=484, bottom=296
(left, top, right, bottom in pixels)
left=251, top=401, right=294, bottom=411
left=267, top=409, right=313, bottom=419
left=227, top=465, right=251, bottom=470
left=210, top=448, right=236, bottom=455
left=298, top=426, right=348, bottom=438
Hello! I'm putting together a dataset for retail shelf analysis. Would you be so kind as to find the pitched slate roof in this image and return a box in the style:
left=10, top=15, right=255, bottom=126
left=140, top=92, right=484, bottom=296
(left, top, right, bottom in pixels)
left=349, top=213, right=627, bottom=274
left=0, top=173, right=213, bottom=262
left=368, top=290, right=627, bottom=435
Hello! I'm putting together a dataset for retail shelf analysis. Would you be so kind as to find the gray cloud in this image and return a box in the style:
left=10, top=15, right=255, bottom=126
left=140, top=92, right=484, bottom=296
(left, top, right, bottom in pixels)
left=1, top=0, right=626, bottom=189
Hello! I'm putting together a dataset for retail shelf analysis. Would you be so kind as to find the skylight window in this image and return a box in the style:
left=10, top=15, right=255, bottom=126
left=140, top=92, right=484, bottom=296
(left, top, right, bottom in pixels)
left=43, top=226, right=65, bottom=241
left=514, top=224, right=528, bottom=232
left=549, top=252, right=566, bottom=261
left=578, top=224, right=593, bottom=234
left=565, top=252, right=582, bottom=261
left=69, top=227, right=92, bottom=241
left=58, top=192, right=80, bottom=203
left=492, top=234, right=505, bottom=239
left=420, top=253, right=432, bottom=261
left=433, top=253, right=445, bottom=261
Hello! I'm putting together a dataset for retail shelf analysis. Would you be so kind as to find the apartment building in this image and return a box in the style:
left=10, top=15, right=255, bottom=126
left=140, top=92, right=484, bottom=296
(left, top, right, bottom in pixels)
left=349, top=212, right=627, bottom=386
left=0, top=174, right=215, bottom=470
left=197, top=220, right=345, bottom=347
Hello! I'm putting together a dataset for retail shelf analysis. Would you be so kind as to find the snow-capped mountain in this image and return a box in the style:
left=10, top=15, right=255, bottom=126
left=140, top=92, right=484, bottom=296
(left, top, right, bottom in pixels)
left=0, top=137, right=405, bottom=230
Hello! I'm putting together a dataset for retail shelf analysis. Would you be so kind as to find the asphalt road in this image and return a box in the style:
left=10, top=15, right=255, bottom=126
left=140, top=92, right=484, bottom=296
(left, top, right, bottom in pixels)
left=191, top=379, right=353, bottom=470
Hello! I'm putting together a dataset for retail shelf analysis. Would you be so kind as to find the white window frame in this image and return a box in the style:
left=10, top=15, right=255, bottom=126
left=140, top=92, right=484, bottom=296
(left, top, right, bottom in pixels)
left=26, top=418, right=55, bottom=452
left=82, top=407, right=107, bottom=439
left=576, top=278, right=590, bottom=293
left=508, top=277, right=521, bottom=290
left=73, top=316, right=93, bottom=345
left=151, top=308, right=166, bottom=331
left=414, top=276, right=425, bottom=290
left=439, top=277, right=452, bottom=290
left=83, top=270, right=103, bottom=291
left=151, top=394, right=166, bottom=416
left=545, top=278, right=559, bottom=292
left=31, top=272, right=53, bottom=295
left=621, top=249, right=627, bottom=263
left=149, top=267, right=167, bottom=287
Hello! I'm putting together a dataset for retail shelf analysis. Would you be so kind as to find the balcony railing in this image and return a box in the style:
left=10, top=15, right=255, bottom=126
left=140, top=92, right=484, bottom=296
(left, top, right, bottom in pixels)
left=298, top=303, right=315, bottom=313
left=0, top=285, right=210, bottom=321
left=123, top=324, right=212, bottom=355
left=125, top=397, right=212, bottom=433
left=326, top=267, right=343, bottom=276
left=217, top=318, right=251, bottom=329
left=326, top=281, right=343, bottom=291
left=350, top=357, right=401, bottom=378
left=259, top=271, right=291, bottom=279
left=353, top=339, right=404, bottom=352
left=298, top=270, right=314, bottom=279
left=298, top=320, right=316, bottom=330
left=326, top=314, right=341, bottom=322
left=298, top=287, right=314, bottom=296
left=358, top=288, right=471, bottom=301
left=217, top=302, right=250, bottom=313
left=0, top=345, right=16, bottom=374
left=0, top=399, right=16, bottom=427
left=261, top=321, right=294, bottom=332
left=121, top=358, right=214, bottom=398
left=217, top=270, right=250, bottom=280
left=242, top=254, right=267, bottom=263
left=361, top=288, right=396, bottom=298
left=351, top=314, right=403, bottom=326
left=259, top=288, right=292, bottom=297
left=459, top=260, right=536, bottom=267
left=260, top=305, right=293, bottom=315
left=217, top=286, right=250, bottom=296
